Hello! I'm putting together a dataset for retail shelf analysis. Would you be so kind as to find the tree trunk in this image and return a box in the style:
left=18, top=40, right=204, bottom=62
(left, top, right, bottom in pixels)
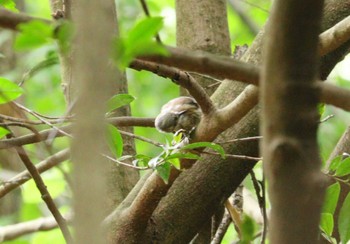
left=261, top=0, right=325, bottom=243
left=140, top=1, right=350, bottom=243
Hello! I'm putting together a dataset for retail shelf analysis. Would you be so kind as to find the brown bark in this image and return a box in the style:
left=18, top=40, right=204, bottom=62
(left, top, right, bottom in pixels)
left=140, top=1, right=350, bottom=243
left=261, top=0, right=325, bottom=243
left=176, top=0, right=231, bottom=96
left=70, top=1, right=124, bottom=243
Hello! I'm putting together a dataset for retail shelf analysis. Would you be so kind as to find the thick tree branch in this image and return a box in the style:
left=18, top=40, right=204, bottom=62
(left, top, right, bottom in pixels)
left=0, top=149, right=70, bottom=198
left=130, top=60, right=215, bottom=114
left=261, top=0, right=325, bottom=243
left=1, top=8, right=349, bottom=111
left=319, top=15, right=350, bottom=56
left=140, top=1, right=350, bottom=242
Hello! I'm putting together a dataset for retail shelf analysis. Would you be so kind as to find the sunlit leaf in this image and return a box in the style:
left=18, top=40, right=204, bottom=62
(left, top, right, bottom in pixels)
left=168, top=158, right=181, bottom=169
left=318, top=103, right=325, bottom=117
left=338, top=192, right=350, bottom=244
left=0, top=77, right=23, bottom=104
left=323, top=182, right=340, bottom=215
left=107, top=94, right=135, bottom=113
left=15, top=20, right=53, bottom=50
left=156, top=161, right=171, bottom=184
left=112, top=17, right=169, bottom=69
left=181, top=142, right=226, bottom=158
left=106, top=125, right=123, bottom=157
left=335, top=157, right=350, bottom=177
left=328, top=155, right=343, bottom=172
left=0, top=0, right=18, bottom=12
left=0, top=127, right=10, bottom=138
left=320, top=213, right=334, bottom=237
left=127, top=17, right=163, bottom=45
left=166, top=152, right=200, bottom=160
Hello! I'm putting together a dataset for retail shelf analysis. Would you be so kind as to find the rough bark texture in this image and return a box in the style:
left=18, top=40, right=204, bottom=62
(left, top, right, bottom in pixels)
left=141, top=1, right=350, bottom=243
left=261, top=0, right=325, bottom=243
left=176, top=0, right=231, bottom=96
left=176, top=0, right=231, bottom=242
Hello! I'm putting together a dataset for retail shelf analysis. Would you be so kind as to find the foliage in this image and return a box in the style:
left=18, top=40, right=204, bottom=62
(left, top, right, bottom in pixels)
left=0, top=0, right=350, bottom=243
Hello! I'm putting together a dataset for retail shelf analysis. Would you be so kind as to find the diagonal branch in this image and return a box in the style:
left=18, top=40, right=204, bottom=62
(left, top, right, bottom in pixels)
left=0, top=213, right=72, bottom=242
left=130, top=60, right=215, bottom=114
left=0, top=149, right=70, bottom=198
left=6, top=130, right=72, bottom=243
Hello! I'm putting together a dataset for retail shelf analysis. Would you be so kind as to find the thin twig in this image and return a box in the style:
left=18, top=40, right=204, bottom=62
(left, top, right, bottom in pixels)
left=210, top=211, right=232, bottom=244
left=139, top=0, right=162, bottom=43
left=319, top=114, right=334, bottom=123
left=14, top=102, right=72, bottom=138
left=0, top=114, right=72, bottom=125
left=0, top=213, right=72, bottom=242
left=5, top=129, right=72, bottom=243
left=131, top=60, right=216, bottom=114
left=250, top=171, right=267, bottom=244
left=217, top=135, right=263, bottom=144
left=102, top=154, right=149, bottom=170
left=119, top=129, right=162, bottom=147
left=0, top=117, right=155, bottom=149
left=201, top=150, right=262, bottom=161
left=0, top=149, right=70, bottom=198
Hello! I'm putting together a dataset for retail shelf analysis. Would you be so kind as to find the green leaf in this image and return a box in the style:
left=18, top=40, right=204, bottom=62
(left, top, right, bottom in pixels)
left=168, top=158, right=181, bottom=169
left=0, top=0, right=18, bottom=12
left=0, top=127, right=10, bottom=138
left=335, top=157, right=350, bottom=177
left=241, top=215, right=255, bottom=244
left=156, top=161, right=171, bottom=184
left=318, top=103, right=325, bottom=117
left=181, top=142, right=226, bottom=158
left=107, top=94, right=135, bottom=113
left=328, top=155, right=343, bottom=172
left=112, top=17, right=169, bottom=69
left=320, top=213, right=334, bottom=237
left=15, top=20, right=53, bottom=50
left=338, top=192, right=350, bottom=244
left=133, top=154, right=151, bottom=167
left=323, top=182, right=340, bottom=215
left=0, top=77, right=23, bottom=104
left=166, top=152, right=200, bottom=160
left=106, top=125, right=123, bottom=157
left=127, top=17, right=163, bottom=45
left=55, top=21, right=74, bottom=54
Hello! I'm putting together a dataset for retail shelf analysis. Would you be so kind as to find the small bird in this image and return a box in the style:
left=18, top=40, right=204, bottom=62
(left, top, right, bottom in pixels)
left=155, top=96, right=202, bottom=135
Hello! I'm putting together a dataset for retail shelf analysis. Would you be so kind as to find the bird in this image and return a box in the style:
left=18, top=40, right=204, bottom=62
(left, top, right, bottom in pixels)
left=155, top=96, right=202, bottom=136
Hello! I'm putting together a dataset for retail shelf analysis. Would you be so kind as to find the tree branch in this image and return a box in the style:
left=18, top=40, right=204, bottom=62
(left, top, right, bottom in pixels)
left=0, top=117, right=155, bottom=149
left=130, top=60, right=216, bottom=114
left=319, top=15, right=350, bottom=56
left=7, top=131, right=72, bottom=243
left=0, top=149, right=70, bottom=198
left=0, top=213, right=72, bottom=242
left=0, top=8, right=50, bottom=30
